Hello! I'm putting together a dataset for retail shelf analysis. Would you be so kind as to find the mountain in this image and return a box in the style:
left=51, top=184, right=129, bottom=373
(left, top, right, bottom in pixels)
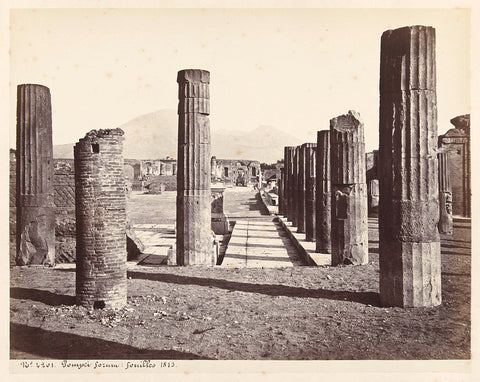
left=53, top=110, right=302, bottom=163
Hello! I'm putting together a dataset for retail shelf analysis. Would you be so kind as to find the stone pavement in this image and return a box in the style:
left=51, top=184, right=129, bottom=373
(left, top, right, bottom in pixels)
left=221, top=187, right=305, bottom=268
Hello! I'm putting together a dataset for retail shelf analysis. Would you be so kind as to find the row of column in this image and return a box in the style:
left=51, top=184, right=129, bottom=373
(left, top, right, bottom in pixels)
left=280, top=25, right=446, bottom=308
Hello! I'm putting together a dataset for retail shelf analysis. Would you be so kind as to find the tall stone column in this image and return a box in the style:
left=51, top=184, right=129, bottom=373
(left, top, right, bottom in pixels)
left=284, top=146, right=295, bottom=222
left=438, top=150, right=453, bottom=234
left=379, top=26, right=441, bottom=307
left=16, top=84, right=55, bottom=266
left=176, top=69, right=215, bottom=266
left=330, top=111, right=368, bottom=266
left=316, top=130, right=331, bottom=253
left=304, top=143, right=316, bottom=241
left=297, top=144, right=307, bottom=233
left=279, top=167, right=285, bottom=216
left=74, top=129, right=127, bottom=309
left=291, top=146, right=300, bottom=227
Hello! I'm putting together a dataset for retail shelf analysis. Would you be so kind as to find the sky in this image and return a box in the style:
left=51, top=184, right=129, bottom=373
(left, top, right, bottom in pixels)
left=9, top=7, right=470, bottom=153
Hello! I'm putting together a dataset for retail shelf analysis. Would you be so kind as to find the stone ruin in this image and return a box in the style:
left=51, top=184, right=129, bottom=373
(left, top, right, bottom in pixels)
left=74, top=128, right=127, bottom=309
left=176, top=69, right=217, bottom=266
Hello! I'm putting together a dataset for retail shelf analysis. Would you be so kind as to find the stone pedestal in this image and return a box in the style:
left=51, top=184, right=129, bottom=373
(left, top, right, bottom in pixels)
left=316, top=131, right=331, bottom=253
left=438, top=150, right=453, bottom=234
left=16, top=84, right=55, bottom=266
left=74, top=129, right=127, bottom=309
left=211, top=186, right=229, bottom=234
left=438, top=114, right=470, bottom=217
left=304, top=143, right=316, bottom=241
left=330, top=111, right=368, bottom=265
left=379, top=25, right=441, bottom=307
left=368, top=179, right=380, bottom=213
left=176, top=69, right=216, bottom=266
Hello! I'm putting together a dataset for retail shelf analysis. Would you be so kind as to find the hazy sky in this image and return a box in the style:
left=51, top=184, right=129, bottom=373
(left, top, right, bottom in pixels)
left=9, top=8, right=470, bottom=153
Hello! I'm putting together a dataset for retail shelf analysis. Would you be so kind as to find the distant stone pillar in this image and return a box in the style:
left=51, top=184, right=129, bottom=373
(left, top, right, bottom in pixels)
left=330, top=111, right=368, bottom=265
left=211, top=156, right=217, bottom=182
left=176, top=69, right=215, bottom=266
left=16, top=84, right=55, bottom=266
left=438, top=150, right=453, bottom=234
left=316, top=130, right=331, bottom=253
left=74, top=129, right=127, bottom=309
left=284, top=146, right=295, bottom=221
left=304, top=143, right=316, bottom=241
left=368, top=179, right=380, bottom=213
left=279, top=167, right=285, bottom=216
left=297, top=144, right=307, bottom=233
left=291, top=146, right=300, bottom=227
left=379, top=26, right=441, bottom=307
left=438, top=114, right=470, bottom=217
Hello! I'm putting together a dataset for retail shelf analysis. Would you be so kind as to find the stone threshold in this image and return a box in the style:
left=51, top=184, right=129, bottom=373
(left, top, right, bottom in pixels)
left=276, top=215, right=331, bottom=267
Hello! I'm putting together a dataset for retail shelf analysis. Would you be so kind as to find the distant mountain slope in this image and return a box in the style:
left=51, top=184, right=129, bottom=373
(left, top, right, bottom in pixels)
left=53, top=110, right=302, bottom=163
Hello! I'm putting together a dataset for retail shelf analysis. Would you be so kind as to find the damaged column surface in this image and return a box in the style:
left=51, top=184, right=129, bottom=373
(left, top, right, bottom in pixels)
left=297, top=144, right=307, bottom=233
left=176, top=69, right=216, bottom=266
left=316, top=130, right=331, bottom=253
left=304, top=143, right=316, bottom=241
left=379, top=26, right=441, bottom=307
left=291, top=146, right=300, bottom=228
left=330, top=111, right=368, bottom=265
left=284, top=146, right=295, bottom=221
left=16, top=84, right=55, bottom=266
left=437, top=150, right=453, bottom=235
left=74, top=129, right=127, bottom=309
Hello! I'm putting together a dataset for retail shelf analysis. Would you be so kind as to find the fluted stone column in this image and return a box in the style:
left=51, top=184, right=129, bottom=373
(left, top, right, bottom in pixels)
left=291, top=146, right=300, bottom=227
left=330, top=111, right=368, bottom=265
left=279, top=167, right=285, bottom=216
left=297, top=144, right=307, bottom=233
left=176, top=69, right=215, bottom=266
left=316, top=131, right=331, bottom=253
left=16, top=84, right=55, bottom=266
left=284, top=146, right=295, bottom=221
left=304, top=143, right=316, bottom=241
left=438, top=150, right=453, bottom=234
left=379, top=26, right=441, bottom=307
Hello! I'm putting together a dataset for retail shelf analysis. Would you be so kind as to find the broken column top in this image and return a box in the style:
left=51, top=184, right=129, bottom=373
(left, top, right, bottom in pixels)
left=18, top=83, right=50, bottom=91
left=177, top=69, right=210, bottom=84
left=330, top=110, right=364, bottom=137
left=76, top=128, right=124, bottom=143
left=450, top=114, right=470, bottom=130
left=380, top=25, right=436, bottom=92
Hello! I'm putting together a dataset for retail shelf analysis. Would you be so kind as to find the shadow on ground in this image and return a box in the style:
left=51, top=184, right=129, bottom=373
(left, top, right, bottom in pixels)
left=127, top=271, right=380, bottom=306
left=10, top=323, right=209, bottom=359
left=10, top=287, right=75, bottom=306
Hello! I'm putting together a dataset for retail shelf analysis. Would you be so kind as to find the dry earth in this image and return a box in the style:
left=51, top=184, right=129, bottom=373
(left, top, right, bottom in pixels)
left=10, top=188, right=470, bottom=360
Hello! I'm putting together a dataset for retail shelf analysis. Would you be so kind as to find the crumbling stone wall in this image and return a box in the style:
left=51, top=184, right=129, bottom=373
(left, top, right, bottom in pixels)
left=74, top=129, right=127, bottom=309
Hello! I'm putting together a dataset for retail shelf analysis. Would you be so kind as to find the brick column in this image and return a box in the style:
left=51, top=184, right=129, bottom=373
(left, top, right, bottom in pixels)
left=316, top=130, right=331, bottom=253
left=379, top=26, right=441, bottom=307
left=438, top=150, right=453, bottom=234
left=74, top=129, right=127, bottom=309
left=176, top=69, right=215, bottom=266
left=16, top=84, right=55, bottom=266
left=304, top=143, right=316, bottom=241
left=330, top=111, right=368, bottom=265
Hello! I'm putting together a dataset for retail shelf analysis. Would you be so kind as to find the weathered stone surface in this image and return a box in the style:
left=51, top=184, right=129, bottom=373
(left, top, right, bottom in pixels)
left=368, top=179, right=379, bottom=213
left=211, top=187, right=229, bottom=235
left=291, top=146, right=300, bottom=228
left=284, top=146, right=295, bottom=222
left=74, top=129, right=127, bottom=309
left=315, top=131, right=331, bottom=253
left=437, top=150, right=453, bottom=235
left=379, top=25, right=441, bottom=307
left=297, top=144, right=307, bottom=233
left=177, top=69, right=216, bottom=265
left=438, top=114, right=470, bottom=217
left=330, top=111, right=368, bottom=265
left=304, top=143, right=316, bottom=241
left=16, top=84, right=55, bottom=266
left=126, top=219, right=145, bottom=260
left=278, top=167, right=285, bottom=216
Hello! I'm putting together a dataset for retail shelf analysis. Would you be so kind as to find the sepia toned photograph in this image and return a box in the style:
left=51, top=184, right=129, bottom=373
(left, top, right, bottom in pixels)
left=5, top=3, right=473, bottom=376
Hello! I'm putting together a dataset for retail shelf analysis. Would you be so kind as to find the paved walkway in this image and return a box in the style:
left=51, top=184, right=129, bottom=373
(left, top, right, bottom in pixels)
left=221, top=187, right=304, bottom=268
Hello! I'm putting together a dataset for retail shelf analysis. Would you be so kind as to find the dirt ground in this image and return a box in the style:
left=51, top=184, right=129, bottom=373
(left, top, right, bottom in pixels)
left=10, top=189, right=471, bottom=360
